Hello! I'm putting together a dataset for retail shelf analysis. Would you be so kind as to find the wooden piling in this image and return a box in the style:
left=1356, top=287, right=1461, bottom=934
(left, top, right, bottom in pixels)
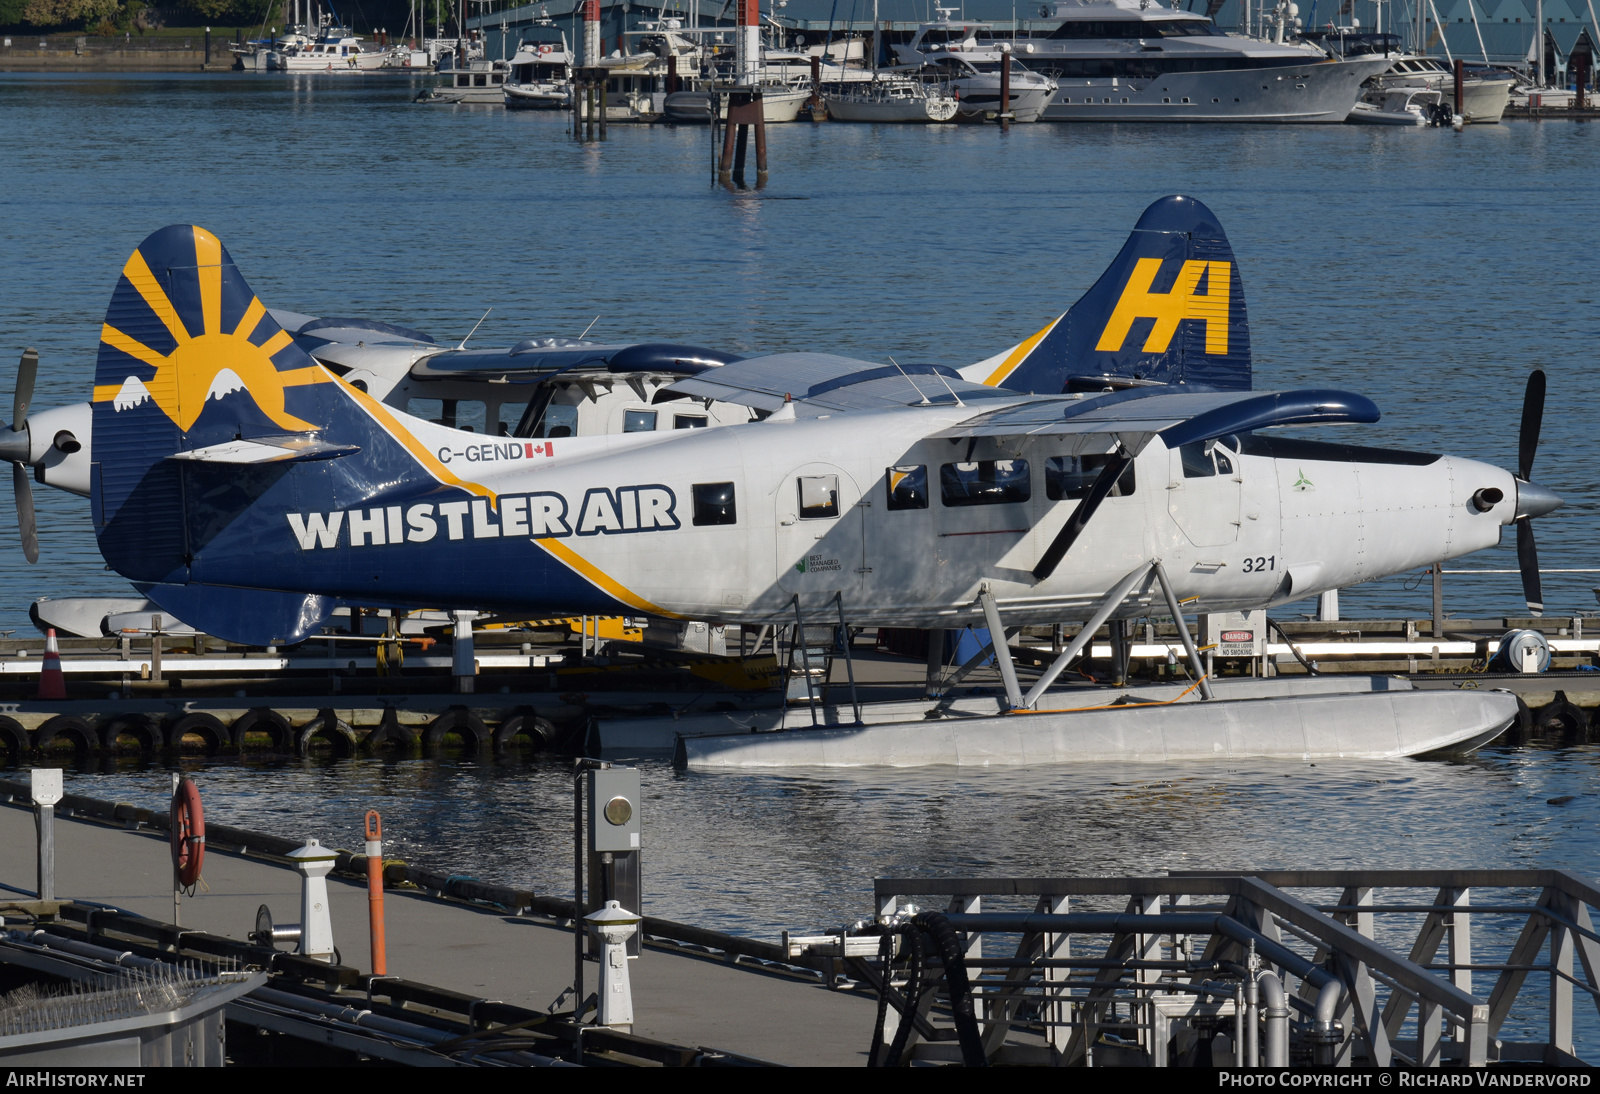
left=999, top=49, right=1011, bottom=125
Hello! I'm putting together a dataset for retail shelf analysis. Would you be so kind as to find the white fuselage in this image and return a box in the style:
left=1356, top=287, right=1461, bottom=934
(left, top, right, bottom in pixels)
left=304, top=397, right=1518, bottom=628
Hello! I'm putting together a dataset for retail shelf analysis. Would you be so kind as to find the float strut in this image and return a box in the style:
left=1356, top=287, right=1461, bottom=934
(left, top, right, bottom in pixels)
left=978, top=587, right=1025, bottom=711
left=1153, top=560, right=1214, bottom=700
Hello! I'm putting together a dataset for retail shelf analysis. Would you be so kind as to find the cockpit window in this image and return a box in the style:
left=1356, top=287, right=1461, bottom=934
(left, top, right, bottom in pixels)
left=940, top=460, right=1031, bottom=506
left=1180, top=439, right=1236, bottom=478
left=536, top=404, right=579, bottom=439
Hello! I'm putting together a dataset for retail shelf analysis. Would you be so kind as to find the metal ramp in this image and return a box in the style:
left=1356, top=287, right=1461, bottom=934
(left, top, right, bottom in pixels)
left=786, top=870, right=1600, bottom=1067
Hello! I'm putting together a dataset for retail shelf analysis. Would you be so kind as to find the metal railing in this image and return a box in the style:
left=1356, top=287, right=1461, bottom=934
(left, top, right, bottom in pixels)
left=820, top=871, right=1600, bottom=1066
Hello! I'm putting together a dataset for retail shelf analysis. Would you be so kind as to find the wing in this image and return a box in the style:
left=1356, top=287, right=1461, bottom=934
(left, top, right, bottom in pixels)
left=932, top=386, right=1381, bottom=581
left=665, top=352, right=1017, bottom=413
left=933, top=387, right=1379, bottom=455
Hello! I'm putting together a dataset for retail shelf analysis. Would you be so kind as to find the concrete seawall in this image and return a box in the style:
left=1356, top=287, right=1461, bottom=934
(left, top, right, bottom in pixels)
left=0, top=36, right=224, bottom=71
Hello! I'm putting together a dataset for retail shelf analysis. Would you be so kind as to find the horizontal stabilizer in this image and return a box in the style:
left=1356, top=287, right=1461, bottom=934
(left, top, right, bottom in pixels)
left=167, top=434, right=360, bottom=464
left=135, top=581, right=335, bottom=646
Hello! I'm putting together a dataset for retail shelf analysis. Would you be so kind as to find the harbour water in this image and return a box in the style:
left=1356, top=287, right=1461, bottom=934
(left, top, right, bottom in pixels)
left=3, top=71, right=1600, bottom=1050
left=0, top=72, right=1596, bottom=630
left=58, top=748, right=1600, bottom=942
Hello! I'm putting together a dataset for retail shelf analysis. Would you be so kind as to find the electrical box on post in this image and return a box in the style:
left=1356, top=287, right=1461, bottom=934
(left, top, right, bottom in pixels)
left=588, top=767, right=641, bottom=853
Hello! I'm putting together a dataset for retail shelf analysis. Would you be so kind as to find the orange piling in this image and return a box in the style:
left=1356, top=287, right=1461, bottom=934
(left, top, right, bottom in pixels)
left=366, top=810, right=387, bottom=975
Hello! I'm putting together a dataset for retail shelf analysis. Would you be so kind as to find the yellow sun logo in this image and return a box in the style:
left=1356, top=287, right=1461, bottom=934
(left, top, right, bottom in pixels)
left=92, top=226, right=329, bottom=434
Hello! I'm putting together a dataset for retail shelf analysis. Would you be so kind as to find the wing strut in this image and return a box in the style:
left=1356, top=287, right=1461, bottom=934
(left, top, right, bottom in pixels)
left=1031, top=448, right=1134, bottom=582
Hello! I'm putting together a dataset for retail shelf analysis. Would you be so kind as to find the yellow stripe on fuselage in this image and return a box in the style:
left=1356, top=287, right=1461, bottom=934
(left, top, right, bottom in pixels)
left=982, top=313, right=1064, bottom=387
left=536, top=537, right=682, bottom=619
left=341, top=378, right=677, bottom=619
left=337, top=376, right=498, bottom=502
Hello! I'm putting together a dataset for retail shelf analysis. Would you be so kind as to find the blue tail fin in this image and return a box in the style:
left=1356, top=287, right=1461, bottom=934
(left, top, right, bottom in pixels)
left=89, top=226, right=638, bottom=645
left=976, top=195, right=1251, bottom=394
left=91, top=224, right=354, bottom=643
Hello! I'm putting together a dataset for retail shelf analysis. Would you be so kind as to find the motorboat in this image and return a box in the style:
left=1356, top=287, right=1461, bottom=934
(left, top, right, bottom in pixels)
left=1013, top=0, right=1391, bottom=122
left=917, top=52, right=1059, bottom=122
left=1307, top=34, right=1513, bottom=124
left=417, top=59, right=512, bottom=104
left=1365, top=56, right=1510, bottom=123
left=504, top=32, right=574, bottom=109
left=825, top=75, right=959, bottom=122
left=1347, top=86, right=1445, bottom=125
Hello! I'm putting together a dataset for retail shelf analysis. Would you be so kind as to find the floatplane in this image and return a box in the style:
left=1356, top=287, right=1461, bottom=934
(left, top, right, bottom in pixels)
left=0, top=197, right=1560, bottom=766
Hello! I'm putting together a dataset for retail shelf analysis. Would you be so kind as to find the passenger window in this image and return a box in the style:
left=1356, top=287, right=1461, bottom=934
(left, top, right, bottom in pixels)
left=692, top=482, right=737, bottom=526
left=537, top=404, right=579, bottom=439
left=1045, top=454, right=1135, bottom=500
left=408, top=397, right=443, bottom=423
left=939, top=460, right=1030, bottom=507
left=798, top=475, right=839, bottom=519
left=623, top=409, right=658, bottom=433
left=886, top=465, right=928, bottom=510
left=674, top=414, right=708, bottom=429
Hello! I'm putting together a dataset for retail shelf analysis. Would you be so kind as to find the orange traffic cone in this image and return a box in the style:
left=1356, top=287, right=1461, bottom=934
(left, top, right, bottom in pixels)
left=37, top=628, right=65, bottom=700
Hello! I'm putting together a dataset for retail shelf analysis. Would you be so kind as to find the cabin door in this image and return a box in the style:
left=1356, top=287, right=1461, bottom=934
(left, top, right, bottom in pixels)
left=1167, top=437, right=1243, bottom=548
left=774, top=463, right=866, bottom=610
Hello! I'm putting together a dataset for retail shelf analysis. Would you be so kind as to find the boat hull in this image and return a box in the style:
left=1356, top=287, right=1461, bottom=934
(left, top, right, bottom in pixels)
left=504, top=84, right=569, bottom=109
left=825, top=94, right=958, bottom=122
left=660, top=89, right=809, bottom=124
left=1038, top=57, right=1390, bottom=122
left=671, top=685, right=1517, bottom=768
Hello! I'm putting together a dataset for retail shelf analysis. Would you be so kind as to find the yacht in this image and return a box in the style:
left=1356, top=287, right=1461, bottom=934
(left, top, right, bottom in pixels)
left=825, top=75, right=960, bottom=122
left=918, top=52, right=1058, bottom=122
left=1013, top=0, right=1391, bottom=122
left=268, top=25, right=388, bottom=71
left=504, top=33, right=574, bottom=109
left=417, top=59, right=512, bottom=103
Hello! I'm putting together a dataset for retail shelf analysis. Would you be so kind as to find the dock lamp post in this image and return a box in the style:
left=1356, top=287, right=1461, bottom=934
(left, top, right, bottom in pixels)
left=287, top=838, right=339, bottom=962
left=585, top=901, right=640, bottom=1030
left=31, top=768, right=62, bottom=902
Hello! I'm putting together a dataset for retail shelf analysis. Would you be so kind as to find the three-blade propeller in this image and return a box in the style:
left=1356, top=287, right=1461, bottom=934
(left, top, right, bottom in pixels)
left=3, top=349, right=40, bottom=564
left=1516, top=370, right=1547, bottom=616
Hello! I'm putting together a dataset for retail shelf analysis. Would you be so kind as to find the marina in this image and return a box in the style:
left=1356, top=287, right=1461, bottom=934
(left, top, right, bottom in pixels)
left=1, top=1, right=1599, bottom=1063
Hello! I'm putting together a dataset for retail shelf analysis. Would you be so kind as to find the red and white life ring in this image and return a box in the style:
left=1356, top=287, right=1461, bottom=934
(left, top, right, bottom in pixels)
left=170, top=777, right=205, bottom=889
left=539, top=44, right=551, bottom=54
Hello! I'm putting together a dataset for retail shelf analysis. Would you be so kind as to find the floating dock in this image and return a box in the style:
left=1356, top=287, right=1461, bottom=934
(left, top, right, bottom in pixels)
left=3, top=779, right=1597, bottom=1066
